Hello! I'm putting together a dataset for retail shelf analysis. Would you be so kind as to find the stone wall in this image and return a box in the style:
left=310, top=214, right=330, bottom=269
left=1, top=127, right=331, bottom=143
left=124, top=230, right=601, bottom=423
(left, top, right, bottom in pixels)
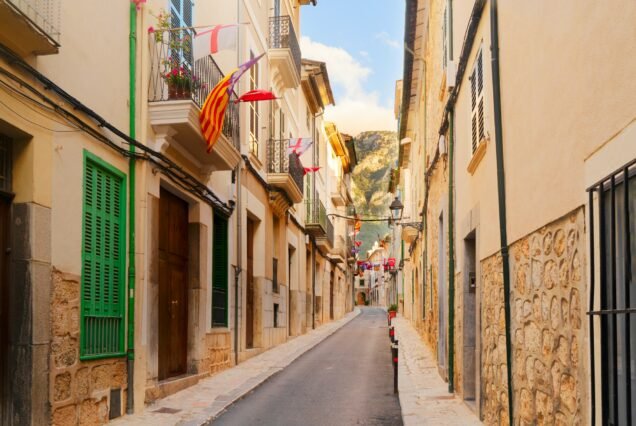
left=204, top=332, right=231, bottom=375
left=481, top=207, right=587, bottom=425
left=50, top=270, right=127, bottom=426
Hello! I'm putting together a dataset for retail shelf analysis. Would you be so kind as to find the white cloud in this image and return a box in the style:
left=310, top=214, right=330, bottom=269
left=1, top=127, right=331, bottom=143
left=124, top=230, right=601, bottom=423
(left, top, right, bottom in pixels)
left=375, top=31, right=400, bottom=49
left=300, top=36, right=396, bottom=135
left=359, top=50, right=369, bottom=58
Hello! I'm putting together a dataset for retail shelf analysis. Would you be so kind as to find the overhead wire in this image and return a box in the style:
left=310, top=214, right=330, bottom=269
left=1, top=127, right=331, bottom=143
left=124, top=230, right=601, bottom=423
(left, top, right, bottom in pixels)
left=0, top=44, right=232, bottom=215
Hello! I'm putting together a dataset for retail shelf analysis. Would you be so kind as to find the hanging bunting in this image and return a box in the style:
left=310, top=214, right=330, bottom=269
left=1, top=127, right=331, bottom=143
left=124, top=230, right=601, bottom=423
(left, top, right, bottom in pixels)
left=303, top=166, right=321, bottom=176
left=200, top=53, right=264, bottom=152
left=287, top=137, right=313, bottom=156
left=235, top=89, right=278, bottom=103
left=194, top=24, right=238, bottom=60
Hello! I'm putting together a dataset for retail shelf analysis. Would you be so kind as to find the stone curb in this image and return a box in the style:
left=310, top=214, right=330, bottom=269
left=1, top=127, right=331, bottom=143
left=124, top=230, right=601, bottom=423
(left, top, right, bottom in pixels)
left=197, top=309, right=361, bottom=425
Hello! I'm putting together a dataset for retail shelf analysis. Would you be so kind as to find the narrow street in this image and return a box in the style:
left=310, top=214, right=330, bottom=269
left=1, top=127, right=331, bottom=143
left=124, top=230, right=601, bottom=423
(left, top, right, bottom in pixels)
left=212, top=308, right=402, bottom=426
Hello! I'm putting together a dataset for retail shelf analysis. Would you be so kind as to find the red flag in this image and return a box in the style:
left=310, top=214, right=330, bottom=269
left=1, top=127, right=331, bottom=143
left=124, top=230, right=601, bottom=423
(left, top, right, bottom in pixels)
left=355, top=241, right=362, bottom=247
left=303, top=166, right=321, bottom=176
left=236, top=89, right=277, bottom=103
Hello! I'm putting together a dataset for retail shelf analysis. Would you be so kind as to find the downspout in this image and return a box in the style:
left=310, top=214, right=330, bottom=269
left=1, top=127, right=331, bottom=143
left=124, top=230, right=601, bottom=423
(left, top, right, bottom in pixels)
left=127, top=1, right=137, bottom=414
left=234, top=0, right=242, bottom=367
left=447, top=110, right=455, bottom=393
left=312, top=241, right=316, bottom=329
left=447, top=0, right=456, bottom=394
left=490, top=0, right=514, bottom=423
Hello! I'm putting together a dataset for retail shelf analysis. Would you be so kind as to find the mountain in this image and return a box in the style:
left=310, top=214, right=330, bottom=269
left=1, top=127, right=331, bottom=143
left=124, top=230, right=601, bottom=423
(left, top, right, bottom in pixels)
left=350, top=131, right=398, bottom=257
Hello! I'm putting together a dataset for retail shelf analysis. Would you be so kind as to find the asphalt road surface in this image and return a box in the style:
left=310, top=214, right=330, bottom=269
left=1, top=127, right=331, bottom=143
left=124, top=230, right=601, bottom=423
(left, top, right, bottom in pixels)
left=212, top=307, right=402, bottom=426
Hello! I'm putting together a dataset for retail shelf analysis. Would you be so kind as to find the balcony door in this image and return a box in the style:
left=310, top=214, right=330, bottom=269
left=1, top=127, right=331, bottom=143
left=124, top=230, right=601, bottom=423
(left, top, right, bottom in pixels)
left=274, top=0, right=280, bottom=17
left=246, top=218, right=255, bottom=349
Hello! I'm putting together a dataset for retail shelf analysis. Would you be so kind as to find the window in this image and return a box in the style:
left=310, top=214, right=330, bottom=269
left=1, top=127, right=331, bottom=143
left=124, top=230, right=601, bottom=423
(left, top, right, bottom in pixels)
left=249, top=51, right=260, bottom=156
left=360, top=279, right=365, bottom=287
left=170, top=0, right=193, bottom=70
left=470, top=49, right=484, bottom=154
left=212, top=212, right=229, bottom=327
left=306, top=106, right=311, bottom=131
left=442, top=5, right=448, bottom=69
left=81, top=152, right=126, bottom=359
left=588, top=161, right=636, bottom=425
left=273, top=257, right=279, bottom=293
left=0, top=135, right=12, bottom=193
left=273, top=303, right=279, bottom=327
left=279, top=109, right=285, bottom=142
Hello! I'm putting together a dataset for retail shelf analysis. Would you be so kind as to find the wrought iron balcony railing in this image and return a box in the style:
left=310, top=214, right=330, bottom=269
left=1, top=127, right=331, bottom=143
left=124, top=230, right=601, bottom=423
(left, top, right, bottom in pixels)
left=148, top=29, right=239, bottom=150
left=268, top=15, right=301, bottom=76
left=306, top=198, right=326, bottom=229
left=266, top=139, right=304, bottom=196
left=6, top=0, right=61, bottom=44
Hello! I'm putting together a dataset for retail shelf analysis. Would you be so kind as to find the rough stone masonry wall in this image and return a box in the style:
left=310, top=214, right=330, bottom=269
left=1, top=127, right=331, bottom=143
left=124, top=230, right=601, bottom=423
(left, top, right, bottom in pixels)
left=50, top=269, right=127, bottom=426
left=204, top=332, right=232, bottom=374
left=481, top=208, right=586, bottom=425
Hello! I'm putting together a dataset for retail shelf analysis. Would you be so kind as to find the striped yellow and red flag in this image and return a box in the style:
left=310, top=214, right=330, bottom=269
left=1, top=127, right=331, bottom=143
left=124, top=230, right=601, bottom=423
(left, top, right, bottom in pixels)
left=199, top=69, right=236, bottom=152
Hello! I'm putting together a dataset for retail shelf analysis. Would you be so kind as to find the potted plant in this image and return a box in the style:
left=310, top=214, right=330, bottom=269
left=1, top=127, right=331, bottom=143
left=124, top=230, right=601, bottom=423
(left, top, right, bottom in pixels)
left=163, top=66, right=202, bottom=99
left=152, top=8, right=200, bottom=100
left=388, top=303, right=398, bottom=320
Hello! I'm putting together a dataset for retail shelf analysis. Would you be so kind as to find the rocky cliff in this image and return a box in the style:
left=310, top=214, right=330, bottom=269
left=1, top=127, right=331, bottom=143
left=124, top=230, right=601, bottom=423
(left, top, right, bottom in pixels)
left=351, top=131, right=398, bottom=255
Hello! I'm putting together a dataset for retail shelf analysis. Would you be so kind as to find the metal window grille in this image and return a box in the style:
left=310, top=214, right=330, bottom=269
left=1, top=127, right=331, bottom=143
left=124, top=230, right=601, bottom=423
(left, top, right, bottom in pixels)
left=81, top=154, right=126, bottom=359
left=273, top=257, right=278, bottom=293
left=588, top=158, right=636, bottom=425
left=0, top=135, right=12, bottom=193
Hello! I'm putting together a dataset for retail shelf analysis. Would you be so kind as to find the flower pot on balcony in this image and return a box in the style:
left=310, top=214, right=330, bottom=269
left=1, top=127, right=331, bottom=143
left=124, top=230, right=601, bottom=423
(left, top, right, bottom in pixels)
left=168, top=83, right=191, bottom=100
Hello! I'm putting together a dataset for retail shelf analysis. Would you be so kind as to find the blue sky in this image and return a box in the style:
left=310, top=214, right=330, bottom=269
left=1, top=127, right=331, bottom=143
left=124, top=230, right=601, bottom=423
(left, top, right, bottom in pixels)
left=300, top=0, right=405, bottom=134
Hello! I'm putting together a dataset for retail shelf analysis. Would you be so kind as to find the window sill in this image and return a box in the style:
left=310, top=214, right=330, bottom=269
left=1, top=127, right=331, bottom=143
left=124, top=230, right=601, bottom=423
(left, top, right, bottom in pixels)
left=467, top=138, right=488, bottom=175
left=208, top=327, right=230, bottom=334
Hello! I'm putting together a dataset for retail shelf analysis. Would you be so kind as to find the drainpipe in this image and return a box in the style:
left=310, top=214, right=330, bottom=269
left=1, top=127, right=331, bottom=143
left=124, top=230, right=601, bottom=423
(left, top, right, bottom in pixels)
left=234, top=0, right=242, bottom=366
left=490, top=0, right=514, bottom=423
left=311, top=241, right=316, bottom=329
left=447, top=110, right=455, bottom=393
left=127, top=1, right=137, bottom=414
left=234, top=164, right=242, bottom=366
left=446, top=0, right=455, bottom=394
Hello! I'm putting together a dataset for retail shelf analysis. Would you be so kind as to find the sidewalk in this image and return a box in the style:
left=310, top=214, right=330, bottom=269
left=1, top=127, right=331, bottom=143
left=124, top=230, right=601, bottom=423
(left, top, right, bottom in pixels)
left=111, top=309, right=360, bottom=426
left=392, top=316, right=482, bottom=425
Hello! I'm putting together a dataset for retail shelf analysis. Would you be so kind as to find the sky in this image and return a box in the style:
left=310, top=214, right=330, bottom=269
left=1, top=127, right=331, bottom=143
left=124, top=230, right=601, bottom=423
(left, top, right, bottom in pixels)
left=300, top=0, right=405, bottom=136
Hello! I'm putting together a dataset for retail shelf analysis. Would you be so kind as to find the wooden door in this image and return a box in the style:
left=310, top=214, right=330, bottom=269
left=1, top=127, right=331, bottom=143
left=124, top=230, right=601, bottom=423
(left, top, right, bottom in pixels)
left=0, top=195, right=10, bottom=415
left=329, top=270, right=334, bottom=320
left=158, top=189, right=189, bottom=380
left=246, top=219, right=254, bottom=348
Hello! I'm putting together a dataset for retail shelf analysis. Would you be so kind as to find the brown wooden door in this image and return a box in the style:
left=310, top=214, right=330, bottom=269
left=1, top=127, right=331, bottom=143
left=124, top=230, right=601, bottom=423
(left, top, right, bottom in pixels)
left=246, top=219, right=254, bottom=348
left=0, top=195, right=10, bottom=415
left=329, top=270, right=334, bottom=320
left=158, top=189, right=188, bottom=380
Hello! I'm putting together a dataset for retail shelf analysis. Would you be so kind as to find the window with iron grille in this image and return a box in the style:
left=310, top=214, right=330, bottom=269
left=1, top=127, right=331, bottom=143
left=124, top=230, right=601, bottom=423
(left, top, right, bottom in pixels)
left=273, top=257, right=278, bottom=293
left=0, top=135, right=12, bottom=193
left=273, top=303, right=279, bottom=328
left=588, top=160, right=635, bottom=425
left=81, top=152, right=126, bottom=359
left=249, top=51, right=260, bottom=157
left=212, top=212, right=229, bottom=327
left=469, top=49, right=484, bottom=154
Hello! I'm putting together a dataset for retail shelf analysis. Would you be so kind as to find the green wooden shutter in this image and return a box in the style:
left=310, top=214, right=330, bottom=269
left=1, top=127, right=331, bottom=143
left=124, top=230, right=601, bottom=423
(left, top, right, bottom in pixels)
left=81, top=152, right=126, bottom=359
left=212, top=212, right=229, bottom=327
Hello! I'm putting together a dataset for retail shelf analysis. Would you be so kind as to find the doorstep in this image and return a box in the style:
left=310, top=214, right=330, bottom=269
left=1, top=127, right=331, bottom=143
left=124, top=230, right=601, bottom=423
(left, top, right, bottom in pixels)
left=145, top=372, right=208, bottom=404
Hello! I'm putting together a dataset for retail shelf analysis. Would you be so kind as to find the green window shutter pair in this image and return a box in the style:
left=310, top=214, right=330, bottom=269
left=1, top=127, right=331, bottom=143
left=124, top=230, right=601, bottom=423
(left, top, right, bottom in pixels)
left=212, top=212, right=229, bottom=327
left=81, top=152, right=126, bottom=359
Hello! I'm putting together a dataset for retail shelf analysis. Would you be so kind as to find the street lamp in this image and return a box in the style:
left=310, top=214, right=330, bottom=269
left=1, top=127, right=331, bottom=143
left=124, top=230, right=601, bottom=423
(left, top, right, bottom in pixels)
left=389, top=197, right=404, bottom=222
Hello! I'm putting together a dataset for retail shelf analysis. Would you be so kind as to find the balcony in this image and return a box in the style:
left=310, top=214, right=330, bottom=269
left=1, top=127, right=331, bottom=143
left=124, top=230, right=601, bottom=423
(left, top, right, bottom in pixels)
left=330, top=178, right=348, bottom=207
left=328, top=235, right=347, bottom=264
left=267, top=139, right=304, bottom=204
left=148, top=30, right=240, bottom=173
left=0, top=0, right=60, bottom=57
left=268, top=15, right=301, bottom=90
left=306, top=199, right=334, bottom=251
